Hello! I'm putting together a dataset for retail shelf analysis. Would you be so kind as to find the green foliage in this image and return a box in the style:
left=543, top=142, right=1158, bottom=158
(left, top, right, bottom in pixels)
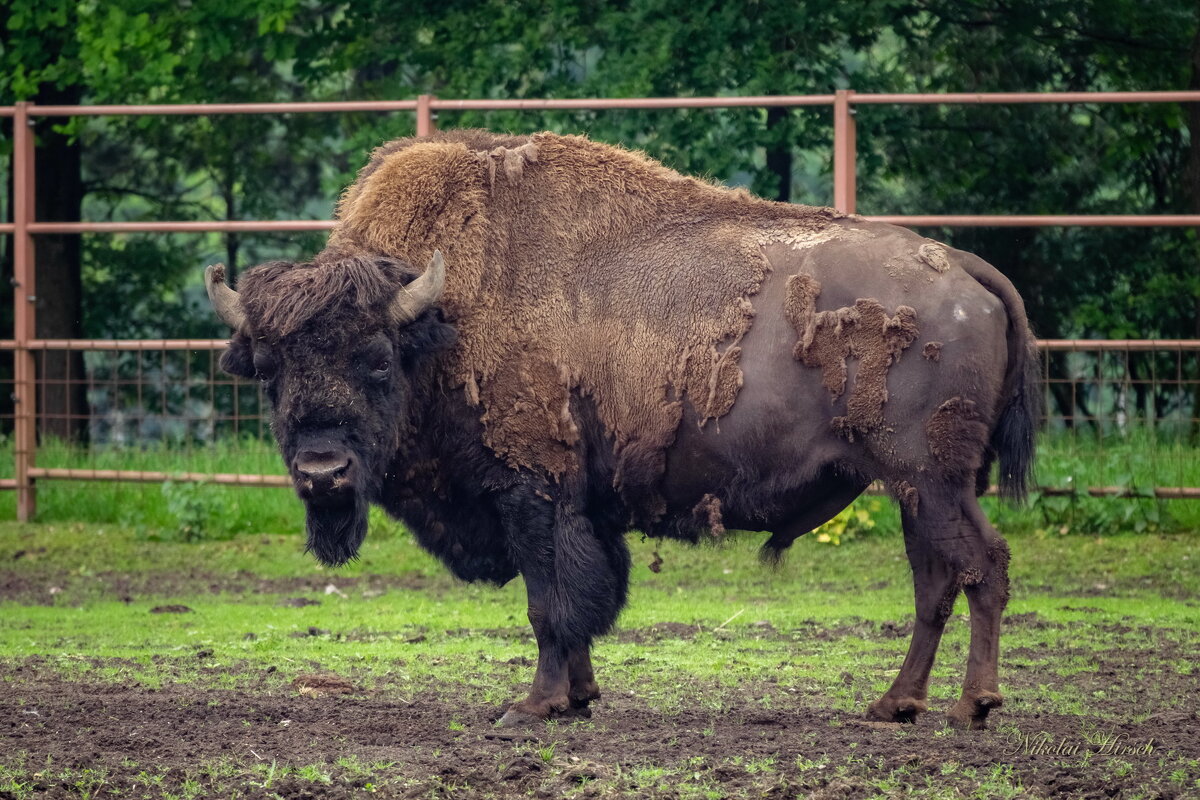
left=2, top=1, right=1197, bottom=345
left=159, top=480, right=228, bottom=543
left=814, top=498, right=889, bottom=545
left=1031, top=491, right=1171, bottom=537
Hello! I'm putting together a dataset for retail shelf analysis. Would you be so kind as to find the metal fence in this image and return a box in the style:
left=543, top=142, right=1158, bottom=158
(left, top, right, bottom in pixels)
left=2, top=91, right=1199, bottom=520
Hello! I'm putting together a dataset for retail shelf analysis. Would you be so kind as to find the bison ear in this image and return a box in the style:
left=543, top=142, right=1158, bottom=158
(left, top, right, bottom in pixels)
left=219, top=334, right=256, bottom=378
left=398, top=315, right=457, bottom=364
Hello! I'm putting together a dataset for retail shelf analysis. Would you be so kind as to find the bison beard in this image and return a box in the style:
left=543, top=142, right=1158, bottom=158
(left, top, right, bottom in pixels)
left=304, top=494, right=368, bottom=567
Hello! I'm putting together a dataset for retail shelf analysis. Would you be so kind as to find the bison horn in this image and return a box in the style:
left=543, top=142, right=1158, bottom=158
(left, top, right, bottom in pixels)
left=205, top=263, right=246, bottom=330
left=390, top=250, right=446, bottom=325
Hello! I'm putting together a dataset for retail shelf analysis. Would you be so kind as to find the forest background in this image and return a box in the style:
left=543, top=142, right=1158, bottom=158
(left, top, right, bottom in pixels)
left=1, top=0, right=1198, bottom=439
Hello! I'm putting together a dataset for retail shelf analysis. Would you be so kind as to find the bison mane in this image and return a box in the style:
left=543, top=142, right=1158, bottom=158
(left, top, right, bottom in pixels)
left=236, top=254, right=415, bottom=338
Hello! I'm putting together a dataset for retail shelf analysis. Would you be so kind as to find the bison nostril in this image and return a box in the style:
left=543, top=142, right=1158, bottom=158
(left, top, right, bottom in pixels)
left=294, top=450, right=353, bottom=494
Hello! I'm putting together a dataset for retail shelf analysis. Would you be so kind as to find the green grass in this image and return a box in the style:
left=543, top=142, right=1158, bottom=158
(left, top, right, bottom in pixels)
left=0, top=429, right=1196, bottom=797
left=2, top=521, right=1198, bottom=798
left=1, top=522, right=1196, bottom=705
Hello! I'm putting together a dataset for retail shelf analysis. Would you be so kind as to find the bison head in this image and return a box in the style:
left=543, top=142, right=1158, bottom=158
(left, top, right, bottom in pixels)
left=206, top=251, right=455, bottom=566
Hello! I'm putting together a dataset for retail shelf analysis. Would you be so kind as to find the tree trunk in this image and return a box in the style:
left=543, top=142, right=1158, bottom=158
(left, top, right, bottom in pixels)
left=0, top=118, right=13, bottom=434
left=1186, top=19, right=1200, bottom=437
left=765, top=106, right=792, bottom=202
left=33, top=82, right=87, bottom=442
left=223, top=173, right=239, bottom=281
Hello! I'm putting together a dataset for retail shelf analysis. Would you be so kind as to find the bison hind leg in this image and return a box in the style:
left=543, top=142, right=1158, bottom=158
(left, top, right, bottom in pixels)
left=870, top=481, right=1010, bottom=729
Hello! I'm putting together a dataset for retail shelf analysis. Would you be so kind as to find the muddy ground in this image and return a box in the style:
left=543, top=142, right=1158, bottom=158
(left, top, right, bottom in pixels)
left=3, top=535, right=1199, bottom=798
left=3, top=635, right=1198, bottom=799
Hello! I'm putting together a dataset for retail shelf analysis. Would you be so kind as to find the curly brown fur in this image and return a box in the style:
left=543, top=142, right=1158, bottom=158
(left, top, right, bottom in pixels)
left=327, top=130, right=838, bottom=520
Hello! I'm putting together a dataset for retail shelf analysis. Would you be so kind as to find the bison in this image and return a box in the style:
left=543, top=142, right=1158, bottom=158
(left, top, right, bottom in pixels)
left=205, top=129, right=1037, bottom=729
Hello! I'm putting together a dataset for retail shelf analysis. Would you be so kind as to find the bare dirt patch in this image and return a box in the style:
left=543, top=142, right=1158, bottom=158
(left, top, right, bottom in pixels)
left=0, top=568, right=438, bottom=606
left=3, top=662, right=1197, bottom=799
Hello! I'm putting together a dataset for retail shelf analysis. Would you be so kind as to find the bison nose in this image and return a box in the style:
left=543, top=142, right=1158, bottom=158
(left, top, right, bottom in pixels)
left=294, top=450, right=353, bottom=497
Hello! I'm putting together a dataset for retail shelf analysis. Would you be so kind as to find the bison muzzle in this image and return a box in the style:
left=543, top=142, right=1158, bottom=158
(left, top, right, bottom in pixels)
left=206, top=130, right=1038, bottom=731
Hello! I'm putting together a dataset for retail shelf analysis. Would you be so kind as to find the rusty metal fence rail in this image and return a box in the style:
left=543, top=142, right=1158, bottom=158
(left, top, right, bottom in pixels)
left=2, top=91, right=1199, bottom=519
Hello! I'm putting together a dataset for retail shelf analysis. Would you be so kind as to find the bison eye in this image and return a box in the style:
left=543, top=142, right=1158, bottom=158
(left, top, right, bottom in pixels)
left=370, top=359, right=391, bottom=379
left=252, top=351, right=277, bottom=383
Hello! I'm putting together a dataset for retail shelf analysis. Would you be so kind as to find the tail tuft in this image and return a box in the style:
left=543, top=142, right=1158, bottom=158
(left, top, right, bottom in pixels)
left=993, top=340, right=1039, bottom=503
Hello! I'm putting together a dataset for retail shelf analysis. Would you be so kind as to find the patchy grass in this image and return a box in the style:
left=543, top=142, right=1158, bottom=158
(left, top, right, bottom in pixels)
left=1, top=519, right=1198, bottom=797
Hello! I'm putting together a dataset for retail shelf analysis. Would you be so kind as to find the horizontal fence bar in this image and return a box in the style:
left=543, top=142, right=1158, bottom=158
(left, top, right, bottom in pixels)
left=0, top=339, right=229, bottom=350
left=865, top=484, right=1200, bottom=499
left=0, top=339, right=1197, bottom=352
left=429, top=95, right=837, bottom=111
left=28, top=467, right=289, bottom=486
left=1040, top=339, right=1200, bottom=351
left=19, top=217, right=1200, bottom=237
left=30, top=100, right=420, bottom=117
left=1, top=89, right=1196, bottom=120
left=852, top=90, right=1200, bottom=105
left=13, top=474, right=1196, bottom=498
left=867, top=214, right=1200, bottom=227
left=1055, top=487, right=1200, bottom=499
left=27, top=220, right=335, bottom=234
left=7, top=339, right=1200, bottom=351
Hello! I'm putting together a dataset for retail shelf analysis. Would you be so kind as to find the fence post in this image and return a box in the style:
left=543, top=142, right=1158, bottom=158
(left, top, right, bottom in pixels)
left=416, top=94, right=436, bottom=137
left=833, top=89, right=857, bottom=214
left=12, top=101, right=37, bottom=521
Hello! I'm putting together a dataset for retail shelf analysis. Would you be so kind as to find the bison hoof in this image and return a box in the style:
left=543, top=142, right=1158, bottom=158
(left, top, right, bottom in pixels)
left=946, top=691, right=1003, bottom=730
left=569, top=684, right=601, bottom=709
left=865, top=695, right=928, bottom=724
left=497, top=696, right=575, bottom=728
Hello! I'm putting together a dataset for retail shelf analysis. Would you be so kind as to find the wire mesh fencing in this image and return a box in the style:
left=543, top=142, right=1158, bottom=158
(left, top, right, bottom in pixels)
left=0, top=338, right=1194, bottom=526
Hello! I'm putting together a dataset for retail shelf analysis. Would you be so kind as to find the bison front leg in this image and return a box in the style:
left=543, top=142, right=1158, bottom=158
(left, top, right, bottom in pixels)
left=495, top=490, right=628, bottom=727
left=567, top=646, right=601, bottom=711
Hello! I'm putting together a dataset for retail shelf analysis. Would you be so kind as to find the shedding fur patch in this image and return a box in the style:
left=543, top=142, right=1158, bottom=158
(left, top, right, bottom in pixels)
left=917, top=242, right=951, bottom=273
left=327, top=130, right=837, bottom=519
left=885, top=240, right=951, bottom=288
left=922, top=341, right=943, bottom=362
left=783, top=273, right=919, bottom=438
left=892, top=480, right=919, bottom=516
left=926, top=397, right=989, bottom=476
left=476, top=142, right=540, bottom=189
left=692, top=493, right=726, bottom=538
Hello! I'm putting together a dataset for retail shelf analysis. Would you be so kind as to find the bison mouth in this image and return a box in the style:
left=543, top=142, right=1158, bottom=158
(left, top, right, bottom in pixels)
left=304, top=493, right=368, bottom=567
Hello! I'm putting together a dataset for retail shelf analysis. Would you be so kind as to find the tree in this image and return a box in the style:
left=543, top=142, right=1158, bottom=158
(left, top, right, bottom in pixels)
left=2, top=0, right=1197, bottom=438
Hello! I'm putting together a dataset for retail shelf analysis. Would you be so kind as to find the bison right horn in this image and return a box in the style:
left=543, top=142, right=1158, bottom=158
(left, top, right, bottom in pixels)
left=390, top=250, right=447, bottom=325
left=205, top=263, right=246, bottom=331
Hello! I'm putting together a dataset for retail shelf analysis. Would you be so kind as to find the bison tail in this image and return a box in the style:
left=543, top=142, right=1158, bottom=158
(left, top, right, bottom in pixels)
left=958, top=256, right=1040, bottom=503
left=991, top=334, right=1039, bottom=502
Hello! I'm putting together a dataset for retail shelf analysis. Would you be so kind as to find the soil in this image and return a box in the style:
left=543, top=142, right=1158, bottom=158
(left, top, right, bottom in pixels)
left=3, top=562, right=1197, bottom=797
left=0, top=567, right=438, bottom=606
left=3, top=650, right=1197, bottom=799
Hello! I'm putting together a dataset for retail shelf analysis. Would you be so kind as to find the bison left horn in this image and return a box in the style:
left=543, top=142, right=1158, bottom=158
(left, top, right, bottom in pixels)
left=390, top=250, right=447, bottom=325
left=205, top=263, right=246, bottom=331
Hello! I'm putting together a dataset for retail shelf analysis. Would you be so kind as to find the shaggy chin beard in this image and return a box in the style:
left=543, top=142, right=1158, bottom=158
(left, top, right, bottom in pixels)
left=304, top=494, right=368, bottom=567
